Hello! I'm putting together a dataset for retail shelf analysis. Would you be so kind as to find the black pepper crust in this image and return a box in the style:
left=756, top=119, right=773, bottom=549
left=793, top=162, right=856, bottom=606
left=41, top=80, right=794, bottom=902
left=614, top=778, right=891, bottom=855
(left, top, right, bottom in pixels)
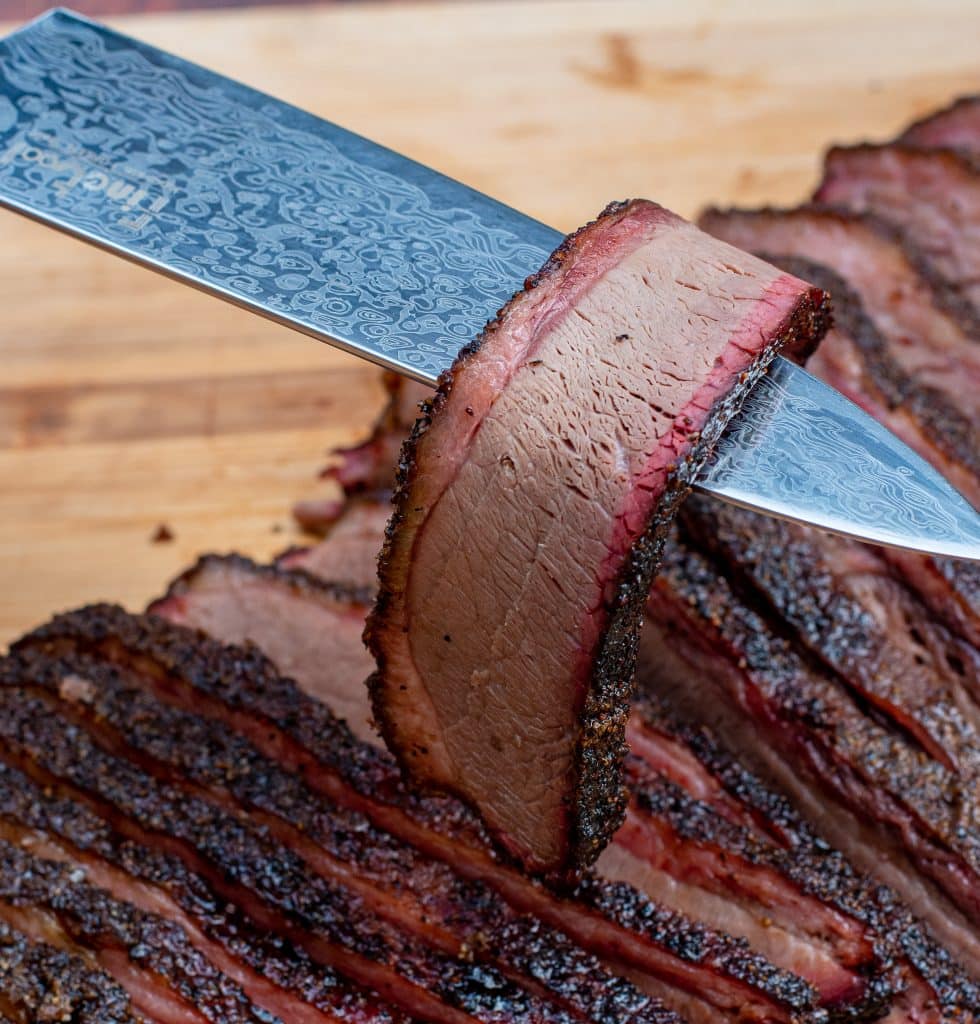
left=16, top=602, right=499, bottom=856
left=0, top=838, right=276, bottom=1024
left=0, top=765, right=404, bottom=1024
left=0, top=682, right=584, bottom=1024
left=365, top=198, right=831, bottom=876
left=680, top=494, right=980, bottom=776
left=0, top=918, right=143, bottom=1024
left=151, top=551, right=376, bottom=612
left=645, top=534, right=980, bottom=1016
left=630, top=693, right=980, bottom=1020
left=2, top=648, right=674, bottom=1024
left=14, top=606, right=823, bottom=1022
left=653, top=529, right=980, bottom=881
left=815, top=143, right=980, bottom=338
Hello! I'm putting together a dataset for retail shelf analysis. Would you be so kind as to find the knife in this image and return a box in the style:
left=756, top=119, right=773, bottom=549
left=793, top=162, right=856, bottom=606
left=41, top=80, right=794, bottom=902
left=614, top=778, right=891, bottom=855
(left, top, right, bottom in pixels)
left=1, top=9, right=977, bottom=561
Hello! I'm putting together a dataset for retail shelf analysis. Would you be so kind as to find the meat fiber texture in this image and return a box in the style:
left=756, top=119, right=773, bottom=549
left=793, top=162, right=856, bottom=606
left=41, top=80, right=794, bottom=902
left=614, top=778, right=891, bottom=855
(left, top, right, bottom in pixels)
left=365, top=199, right=829, bottom=878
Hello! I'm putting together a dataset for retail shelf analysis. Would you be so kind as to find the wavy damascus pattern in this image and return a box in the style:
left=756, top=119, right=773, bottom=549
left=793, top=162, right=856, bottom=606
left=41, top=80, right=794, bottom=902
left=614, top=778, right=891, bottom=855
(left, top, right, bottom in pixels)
left=0, top=9, right=558, bottom=382
left=705, top=359, right=980, bottom=560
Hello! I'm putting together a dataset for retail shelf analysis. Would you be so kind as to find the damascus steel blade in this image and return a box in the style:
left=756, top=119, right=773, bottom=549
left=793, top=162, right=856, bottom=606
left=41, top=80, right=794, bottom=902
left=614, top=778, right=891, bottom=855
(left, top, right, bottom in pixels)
left=1, top=10, right=977, bottom=560
left=706, top=358, right=980, bottom=560
left=0, top=8, right=557, bottom=384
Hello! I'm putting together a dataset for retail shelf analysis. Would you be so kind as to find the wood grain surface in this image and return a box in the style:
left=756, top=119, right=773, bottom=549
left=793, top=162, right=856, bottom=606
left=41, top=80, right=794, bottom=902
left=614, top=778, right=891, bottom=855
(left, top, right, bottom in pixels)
left=2, top=0, right=979, bottom=644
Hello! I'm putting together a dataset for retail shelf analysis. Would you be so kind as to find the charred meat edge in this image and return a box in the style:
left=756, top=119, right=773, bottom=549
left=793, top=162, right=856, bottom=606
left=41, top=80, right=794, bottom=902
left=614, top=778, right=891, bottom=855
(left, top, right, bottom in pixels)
left=17, top=605, right=821, bottom=1024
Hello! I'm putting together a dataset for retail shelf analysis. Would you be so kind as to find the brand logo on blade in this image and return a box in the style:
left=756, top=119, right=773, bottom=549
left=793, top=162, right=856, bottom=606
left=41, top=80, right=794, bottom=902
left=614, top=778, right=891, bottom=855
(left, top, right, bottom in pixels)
left=0, top=130, right=173, bottom=231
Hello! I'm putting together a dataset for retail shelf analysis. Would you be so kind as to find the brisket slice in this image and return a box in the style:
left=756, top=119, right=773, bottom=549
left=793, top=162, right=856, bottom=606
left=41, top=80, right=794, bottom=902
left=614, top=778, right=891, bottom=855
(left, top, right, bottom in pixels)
left=367, top=198, right=829, bottom=875
left=639, top=531, right=980, bottom=982
left=323, top=373, right=429, bottom=501
left=148, top=553, right=379, bottom=743
left=0, top=919, right=147, bottom=1024
left=0, top=766, right=407, bottom=1024
left=682, top=497, right=980, bottom=775
left=624, top=698, right=979, bottom=1023
left=0, top=837, right=276, bottom=1024
left=815, top=144, right=980, bottom=337
left=0, top=682, right=596, bottom=1024
left=24, top=606, right=823, bottom=1024
left=5, top=648, right=675, bottom=1024
left=900, top=96, right=980, bottom=158
left=291, top=373, right=426, bottom=536
left=699, top=206, right=980, bottom=424
left=278, top=499, right=393, bottom=594
left=150, top=548, right=919, bottom=1018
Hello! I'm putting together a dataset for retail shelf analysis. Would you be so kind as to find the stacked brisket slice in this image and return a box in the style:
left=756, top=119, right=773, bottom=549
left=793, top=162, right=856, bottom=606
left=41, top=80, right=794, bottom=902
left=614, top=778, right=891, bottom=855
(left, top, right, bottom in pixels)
left=637, top=97, right=980, bottom=996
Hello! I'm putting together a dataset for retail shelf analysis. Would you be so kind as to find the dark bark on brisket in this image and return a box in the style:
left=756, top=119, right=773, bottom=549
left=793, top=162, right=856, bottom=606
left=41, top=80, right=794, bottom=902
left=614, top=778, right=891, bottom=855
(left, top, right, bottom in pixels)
left=0, top=920, right=146, bottom=1024
left=16, top=605, right=821, bottom=1023
left=626, top=695, right=979, bottom=1019
left=367, top=198, right=830, bottom=875
left=0, top=838, right=276, bottom=1024
left=3, top=647, right=671, bottom=1024
left=640, top=531, right=980, bottom=980
left=680, top=497, right=980, bottom=777
left=900, top=96, right=980, bottom=158
left=0, top=758, right=407, bottom=1024
left=0, top=681, right=588, bottom=1024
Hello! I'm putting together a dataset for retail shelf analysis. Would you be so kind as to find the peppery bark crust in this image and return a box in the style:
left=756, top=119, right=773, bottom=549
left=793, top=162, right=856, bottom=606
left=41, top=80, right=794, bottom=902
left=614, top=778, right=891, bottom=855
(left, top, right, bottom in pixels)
left=641, top=526, right=980, bottom=982
left=627, top=695, right=980, bottom=1021
left=0, top=838, right=275, bottom=1024
left=14, top=605, right=825, bottom=1023
left=3, top=646, right=673, bottom=1024
left=0, top=919, right=143, bottom=1024
left=366, top=199, right=830, bottom=877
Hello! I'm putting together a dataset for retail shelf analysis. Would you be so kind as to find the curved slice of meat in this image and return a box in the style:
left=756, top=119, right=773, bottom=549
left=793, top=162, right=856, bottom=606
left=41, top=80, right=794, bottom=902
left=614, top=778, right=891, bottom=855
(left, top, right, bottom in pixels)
left=366, top=199, right=829, bottom=875
left=900, top=95, right=980, bottom=157
left=815, top=144, right=980, bottom=337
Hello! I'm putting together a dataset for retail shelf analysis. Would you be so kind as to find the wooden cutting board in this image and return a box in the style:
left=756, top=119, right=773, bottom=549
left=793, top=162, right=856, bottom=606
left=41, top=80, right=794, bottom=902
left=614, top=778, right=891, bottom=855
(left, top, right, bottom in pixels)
left=2, top=0, right=979, bottom=644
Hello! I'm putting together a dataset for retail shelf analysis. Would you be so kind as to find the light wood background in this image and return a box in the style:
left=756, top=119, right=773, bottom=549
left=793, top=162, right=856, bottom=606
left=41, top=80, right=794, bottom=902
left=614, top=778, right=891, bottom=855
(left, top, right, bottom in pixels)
left=2, top=0, right=979, bottom=644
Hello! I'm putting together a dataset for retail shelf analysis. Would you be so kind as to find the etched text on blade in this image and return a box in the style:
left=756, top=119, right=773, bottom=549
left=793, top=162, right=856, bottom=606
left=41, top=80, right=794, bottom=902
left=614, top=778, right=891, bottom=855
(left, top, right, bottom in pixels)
left=704, top=361, right=980, bottom=560
left=0, top=10, right=557, bottom=382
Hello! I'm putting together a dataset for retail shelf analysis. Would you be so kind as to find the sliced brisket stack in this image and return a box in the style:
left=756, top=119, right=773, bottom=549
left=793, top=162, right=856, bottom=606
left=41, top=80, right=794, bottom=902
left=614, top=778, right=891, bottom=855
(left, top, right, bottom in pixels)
left=367, top=198, right=829, bottom=877
left=698, top=205, right=980, bottom=649
left=3, top=98, right=979, bottom=1024
left=4, top=608, right=691, bottom=1024
left=147, top=536, right=970, bottom=1015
